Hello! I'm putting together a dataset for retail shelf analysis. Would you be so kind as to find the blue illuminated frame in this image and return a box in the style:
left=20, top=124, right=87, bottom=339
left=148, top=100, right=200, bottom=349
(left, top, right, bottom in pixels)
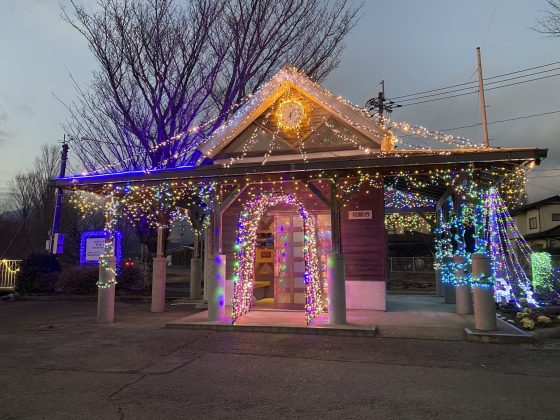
left=80, top=230, right=123, bottom=265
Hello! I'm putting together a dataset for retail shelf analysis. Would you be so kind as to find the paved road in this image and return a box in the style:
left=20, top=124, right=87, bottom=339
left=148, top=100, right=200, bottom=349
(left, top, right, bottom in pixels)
left=0, top=300, right=559, bottom=419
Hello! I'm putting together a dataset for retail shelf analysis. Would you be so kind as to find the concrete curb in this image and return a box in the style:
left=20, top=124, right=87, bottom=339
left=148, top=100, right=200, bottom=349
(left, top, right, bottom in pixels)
left=166, top=322, right=379, bottom=337
left=465, top=317, right=535, bottom=343
left=531, top=325, right=560, bottom=341
left=15, top=295, right=155, bottom=303
left=375, top=326, right=467, bottom=341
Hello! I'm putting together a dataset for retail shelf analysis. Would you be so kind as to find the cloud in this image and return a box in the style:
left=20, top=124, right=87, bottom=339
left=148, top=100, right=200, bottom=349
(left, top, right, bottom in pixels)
left=16, top=104, right=34, bottom=117
left=0, top=106, right=15, bottom=145
left=0, top=109, right=8, bottom=145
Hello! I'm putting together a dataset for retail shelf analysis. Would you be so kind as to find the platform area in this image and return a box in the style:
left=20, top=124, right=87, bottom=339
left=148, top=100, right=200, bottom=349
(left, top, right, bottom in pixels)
left=167, top=295, right=494, bottom=339
left=166, top=302, right=378, bottom=337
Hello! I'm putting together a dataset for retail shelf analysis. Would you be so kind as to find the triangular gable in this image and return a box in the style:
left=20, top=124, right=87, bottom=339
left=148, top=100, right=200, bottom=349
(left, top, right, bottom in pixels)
left=197, top=64, right=393, bottom=161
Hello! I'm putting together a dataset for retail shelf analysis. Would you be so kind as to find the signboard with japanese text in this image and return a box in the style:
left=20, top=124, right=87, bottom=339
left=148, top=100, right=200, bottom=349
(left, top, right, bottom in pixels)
left=348, top=210, right=372, bottom=220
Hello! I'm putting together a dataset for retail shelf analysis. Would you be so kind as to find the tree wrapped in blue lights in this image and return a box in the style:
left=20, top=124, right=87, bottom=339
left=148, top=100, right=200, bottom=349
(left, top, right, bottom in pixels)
left=434, top=196, right=458, bottom=286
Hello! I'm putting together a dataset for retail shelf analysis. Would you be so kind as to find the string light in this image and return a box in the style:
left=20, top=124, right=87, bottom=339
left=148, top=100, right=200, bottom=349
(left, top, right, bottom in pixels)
left=484, top=187, right=537, bottom=305
left=531, top=252, right=554, bottom=294
left=0, top=259, right=20, bottom=274
left=385, top=213, right=434, bottom=232
left=232, top=192, right=323, bottom=325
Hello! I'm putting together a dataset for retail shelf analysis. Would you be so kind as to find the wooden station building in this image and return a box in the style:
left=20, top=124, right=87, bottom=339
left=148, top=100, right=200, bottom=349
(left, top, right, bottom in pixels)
left=57, top=65, right=547, bottom=324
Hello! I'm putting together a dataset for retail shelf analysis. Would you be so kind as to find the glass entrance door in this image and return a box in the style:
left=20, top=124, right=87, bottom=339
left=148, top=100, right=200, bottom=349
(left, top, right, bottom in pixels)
left=274, top=215, right=306, bottom=309
left=274, top=213, right=331, bottom=310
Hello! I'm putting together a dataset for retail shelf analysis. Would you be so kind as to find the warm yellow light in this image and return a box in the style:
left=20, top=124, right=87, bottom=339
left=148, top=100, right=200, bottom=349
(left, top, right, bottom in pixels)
left=277, top=99, right=305, bottom=130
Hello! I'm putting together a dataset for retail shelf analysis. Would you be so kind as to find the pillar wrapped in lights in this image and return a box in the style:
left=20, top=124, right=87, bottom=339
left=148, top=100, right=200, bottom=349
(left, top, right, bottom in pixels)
left=97, top=193, right=119, bottom=324
left=454, top=256, right=473, bottom=314
left=208, top=254, right=226, bottom=321
left=97, top=255, right=116, bottom=323
left=472, top=253, right=497, bottom=331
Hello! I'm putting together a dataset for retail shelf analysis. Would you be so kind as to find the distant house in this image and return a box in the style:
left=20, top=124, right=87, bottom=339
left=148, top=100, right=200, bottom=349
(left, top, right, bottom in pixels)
left=511, top=195, right=560, bottom=252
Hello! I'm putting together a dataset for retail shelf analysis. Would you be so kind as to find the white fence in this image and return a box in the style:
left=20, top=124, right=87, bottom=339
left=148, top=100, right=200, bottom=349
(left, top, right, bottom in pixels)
left=390, top=257, right=434, bottom=272
left=0, top=259, right=21, bottom=290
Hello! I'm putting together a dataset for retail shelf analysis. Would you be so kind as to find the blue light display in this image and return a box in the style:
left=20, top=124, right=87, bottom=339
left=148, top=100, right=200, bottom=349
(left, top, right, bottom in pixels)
left=80, top=230, right=123, bottom=265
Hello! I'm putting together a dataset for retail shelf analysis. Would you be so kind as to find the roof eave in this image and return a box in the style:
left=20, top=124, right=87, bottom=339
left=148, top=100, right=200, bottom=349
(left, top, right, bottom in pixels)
left=54, top=147, right=548, bottom=189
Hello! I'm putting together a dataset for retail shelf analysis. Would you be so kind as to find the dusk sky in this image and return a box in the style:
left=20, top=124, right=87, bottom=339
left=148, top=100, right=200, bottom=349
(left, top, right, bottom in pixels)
left=1, top=0, right=559, bottom=201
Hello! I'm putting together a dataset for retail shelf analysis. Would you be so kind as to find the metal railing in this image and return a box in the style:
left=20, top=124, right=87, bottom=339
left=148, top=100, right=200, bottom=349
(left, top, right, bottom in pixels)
left=390, top=257, right=434, bottom=272
left=0, top=259, right=21, bottom=290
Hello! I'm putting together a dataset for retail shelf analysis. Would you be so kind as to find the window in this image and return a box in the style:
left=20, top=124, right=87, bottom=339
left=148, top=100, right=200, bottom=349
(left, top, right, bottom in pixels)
left=529, top=217, right=537, bottom=229
left=552, top=213, right=560, bottom=221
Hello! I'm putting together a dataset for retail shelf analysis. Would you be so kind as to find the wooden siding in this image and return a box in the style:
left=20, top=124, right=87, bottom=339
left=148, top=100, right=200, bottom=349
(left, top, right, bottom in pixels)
left=341, top=185, right=387, bottom=282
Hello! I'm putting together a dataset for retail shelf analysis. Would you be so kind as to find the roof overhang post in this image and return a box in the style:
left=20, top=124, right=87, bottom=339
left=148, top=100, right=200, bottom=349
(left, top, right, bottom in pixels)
left=206, top=184, right=247, bottom=322
left=97, top=193, right=120, bottom=324
left=327, top=178, right=347, bottom=324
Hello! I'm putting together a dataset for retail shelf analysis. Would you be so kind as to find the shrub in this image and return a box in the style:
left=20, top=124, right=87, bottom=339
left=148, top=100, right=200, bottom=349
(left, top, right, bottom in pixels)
left=15, top=253, right=61, bottom=294
left=56, top=265, right=98, bottom=295
left=56, top=264, right=144, bottom=295
left=117, top=265, right=143, bottom=289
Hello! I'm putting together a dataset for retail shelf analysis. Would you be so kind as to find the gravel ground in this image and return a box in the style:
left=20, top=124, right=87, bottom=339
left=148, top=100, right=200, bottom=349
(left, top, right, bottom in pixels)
left=0, top=300, right=559, bottom=419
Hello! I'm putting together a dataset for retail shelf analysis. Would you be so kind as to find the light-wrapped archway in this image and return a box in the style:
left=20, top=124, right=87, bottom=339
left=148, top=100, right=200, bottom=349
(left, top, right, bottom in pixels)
left=232, top=192, right=324, bottom=325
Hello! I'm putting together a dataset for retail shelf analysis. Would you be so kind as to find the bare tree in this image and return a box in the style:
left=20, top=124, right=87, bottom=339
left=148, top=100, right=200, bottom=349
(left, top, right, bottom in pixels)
left=60, top=0, right=361, bottom=257
left=2, top=145, right=107, bottom=260
left=62, top=0, right=225, bottom=172
left=4, top=145, right=60, bottom=257
left=61, top=0, right=362, bottom=173
left=535, top=1, right=560, bottom=35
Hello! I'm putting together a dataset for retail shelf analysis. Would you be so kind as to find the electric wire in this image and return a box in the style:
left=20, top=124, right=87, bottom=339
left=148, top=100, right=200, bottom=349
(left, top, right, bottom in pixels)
left=396, top=66, right=560, bottom=104
left=397, top=71, right=560, bottom=107
left=438, top=109, right=560, bottom=131
left=388, top=60, right=560, bottom=100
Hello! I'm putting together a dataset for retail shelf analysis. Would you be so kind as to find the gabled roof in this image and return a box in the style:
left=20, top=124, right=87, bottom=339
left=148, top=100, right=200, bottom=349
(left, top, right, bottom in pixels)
left=525, top=224, right=560, bottom=240
left=196, top=64, right=392, bottom=160
left=511, top=195, right=560, bottom=215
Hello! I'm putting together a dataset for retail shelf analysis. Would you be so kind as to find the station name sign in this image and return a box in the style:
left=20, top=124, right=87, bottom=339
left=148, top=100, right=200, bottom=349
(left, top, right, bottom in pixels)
left=348, top=210, right=372, bottom=220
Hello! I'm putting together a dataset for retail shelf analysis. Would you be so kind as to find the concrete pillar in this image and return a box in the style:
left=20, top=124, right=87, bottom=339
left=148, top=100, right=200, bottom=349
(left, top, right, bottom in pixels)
left=454, top=256, right=473, bottom=314
left=203, top=227, right=211, bottom=301
left=208, top=254, right=226, bottom=322
left=435, top=264, right=443, bottom=297
left=97, top=255, right=116, bottom=324
left=327, top=253, right=346, bottom=324
left=444, top=283, right=456, bottom=304
left=442, top=257, right=456, bottom=304
left=190, top=257, right=203, bottom=299
left=151, top=257, right=167, bottom=313
left=471, top=253, right=497, bottom=331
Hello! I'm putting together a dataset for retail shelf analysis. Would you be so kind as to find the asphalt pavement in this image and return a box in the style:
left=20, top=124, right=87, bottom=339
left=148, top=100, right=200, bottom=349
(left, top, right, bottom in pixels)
left=0, top=300, right=559, bottom=419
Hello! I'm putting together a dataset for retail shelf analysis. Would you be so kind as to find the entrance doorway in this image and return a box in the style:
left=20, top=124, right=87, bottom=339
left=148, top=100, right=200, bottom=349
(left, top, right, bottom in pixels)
left=271, top=213, right=332, bottom=309
left=232, top=192, right=326, bottom=324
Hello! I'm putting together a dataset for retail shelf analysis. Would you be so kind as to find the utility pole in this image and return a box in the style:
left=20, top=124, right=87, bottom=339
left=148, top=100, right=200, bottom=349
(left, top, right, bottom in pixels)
left=366, top=80, right=400, bottom=122
left=377, top=80, right=385, bottom=121
left=48, top=135, right=69, bottom=254
left=476, top=47, right=490, bottom=148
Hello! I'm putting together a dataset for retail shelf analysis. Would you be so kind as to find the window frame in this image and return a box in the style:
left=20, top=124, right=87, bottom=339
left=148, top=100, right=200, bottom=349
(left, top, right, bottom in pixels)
left=529, top=217, right=538, bottom=229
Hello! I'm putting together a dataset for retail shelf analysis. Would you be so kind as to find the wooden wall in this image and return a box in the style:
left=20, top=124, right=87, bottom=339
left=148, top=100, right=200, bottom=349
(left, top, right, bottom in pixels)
left=341, top=185, right=387, bottom=282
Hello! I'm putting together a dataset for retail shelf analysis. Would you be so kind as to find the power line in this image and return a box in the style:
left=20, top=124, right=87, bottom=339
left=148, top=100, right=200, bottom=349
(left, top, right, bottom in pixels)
left=482, top=0, right=500, bottom=48
left=396, top=66, right=560, bottom=104
left=397, top=71, right=560, bottom=107
left=438, top=109, right=560, bottom=131
left=388, top=60, right=560, bottom=100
